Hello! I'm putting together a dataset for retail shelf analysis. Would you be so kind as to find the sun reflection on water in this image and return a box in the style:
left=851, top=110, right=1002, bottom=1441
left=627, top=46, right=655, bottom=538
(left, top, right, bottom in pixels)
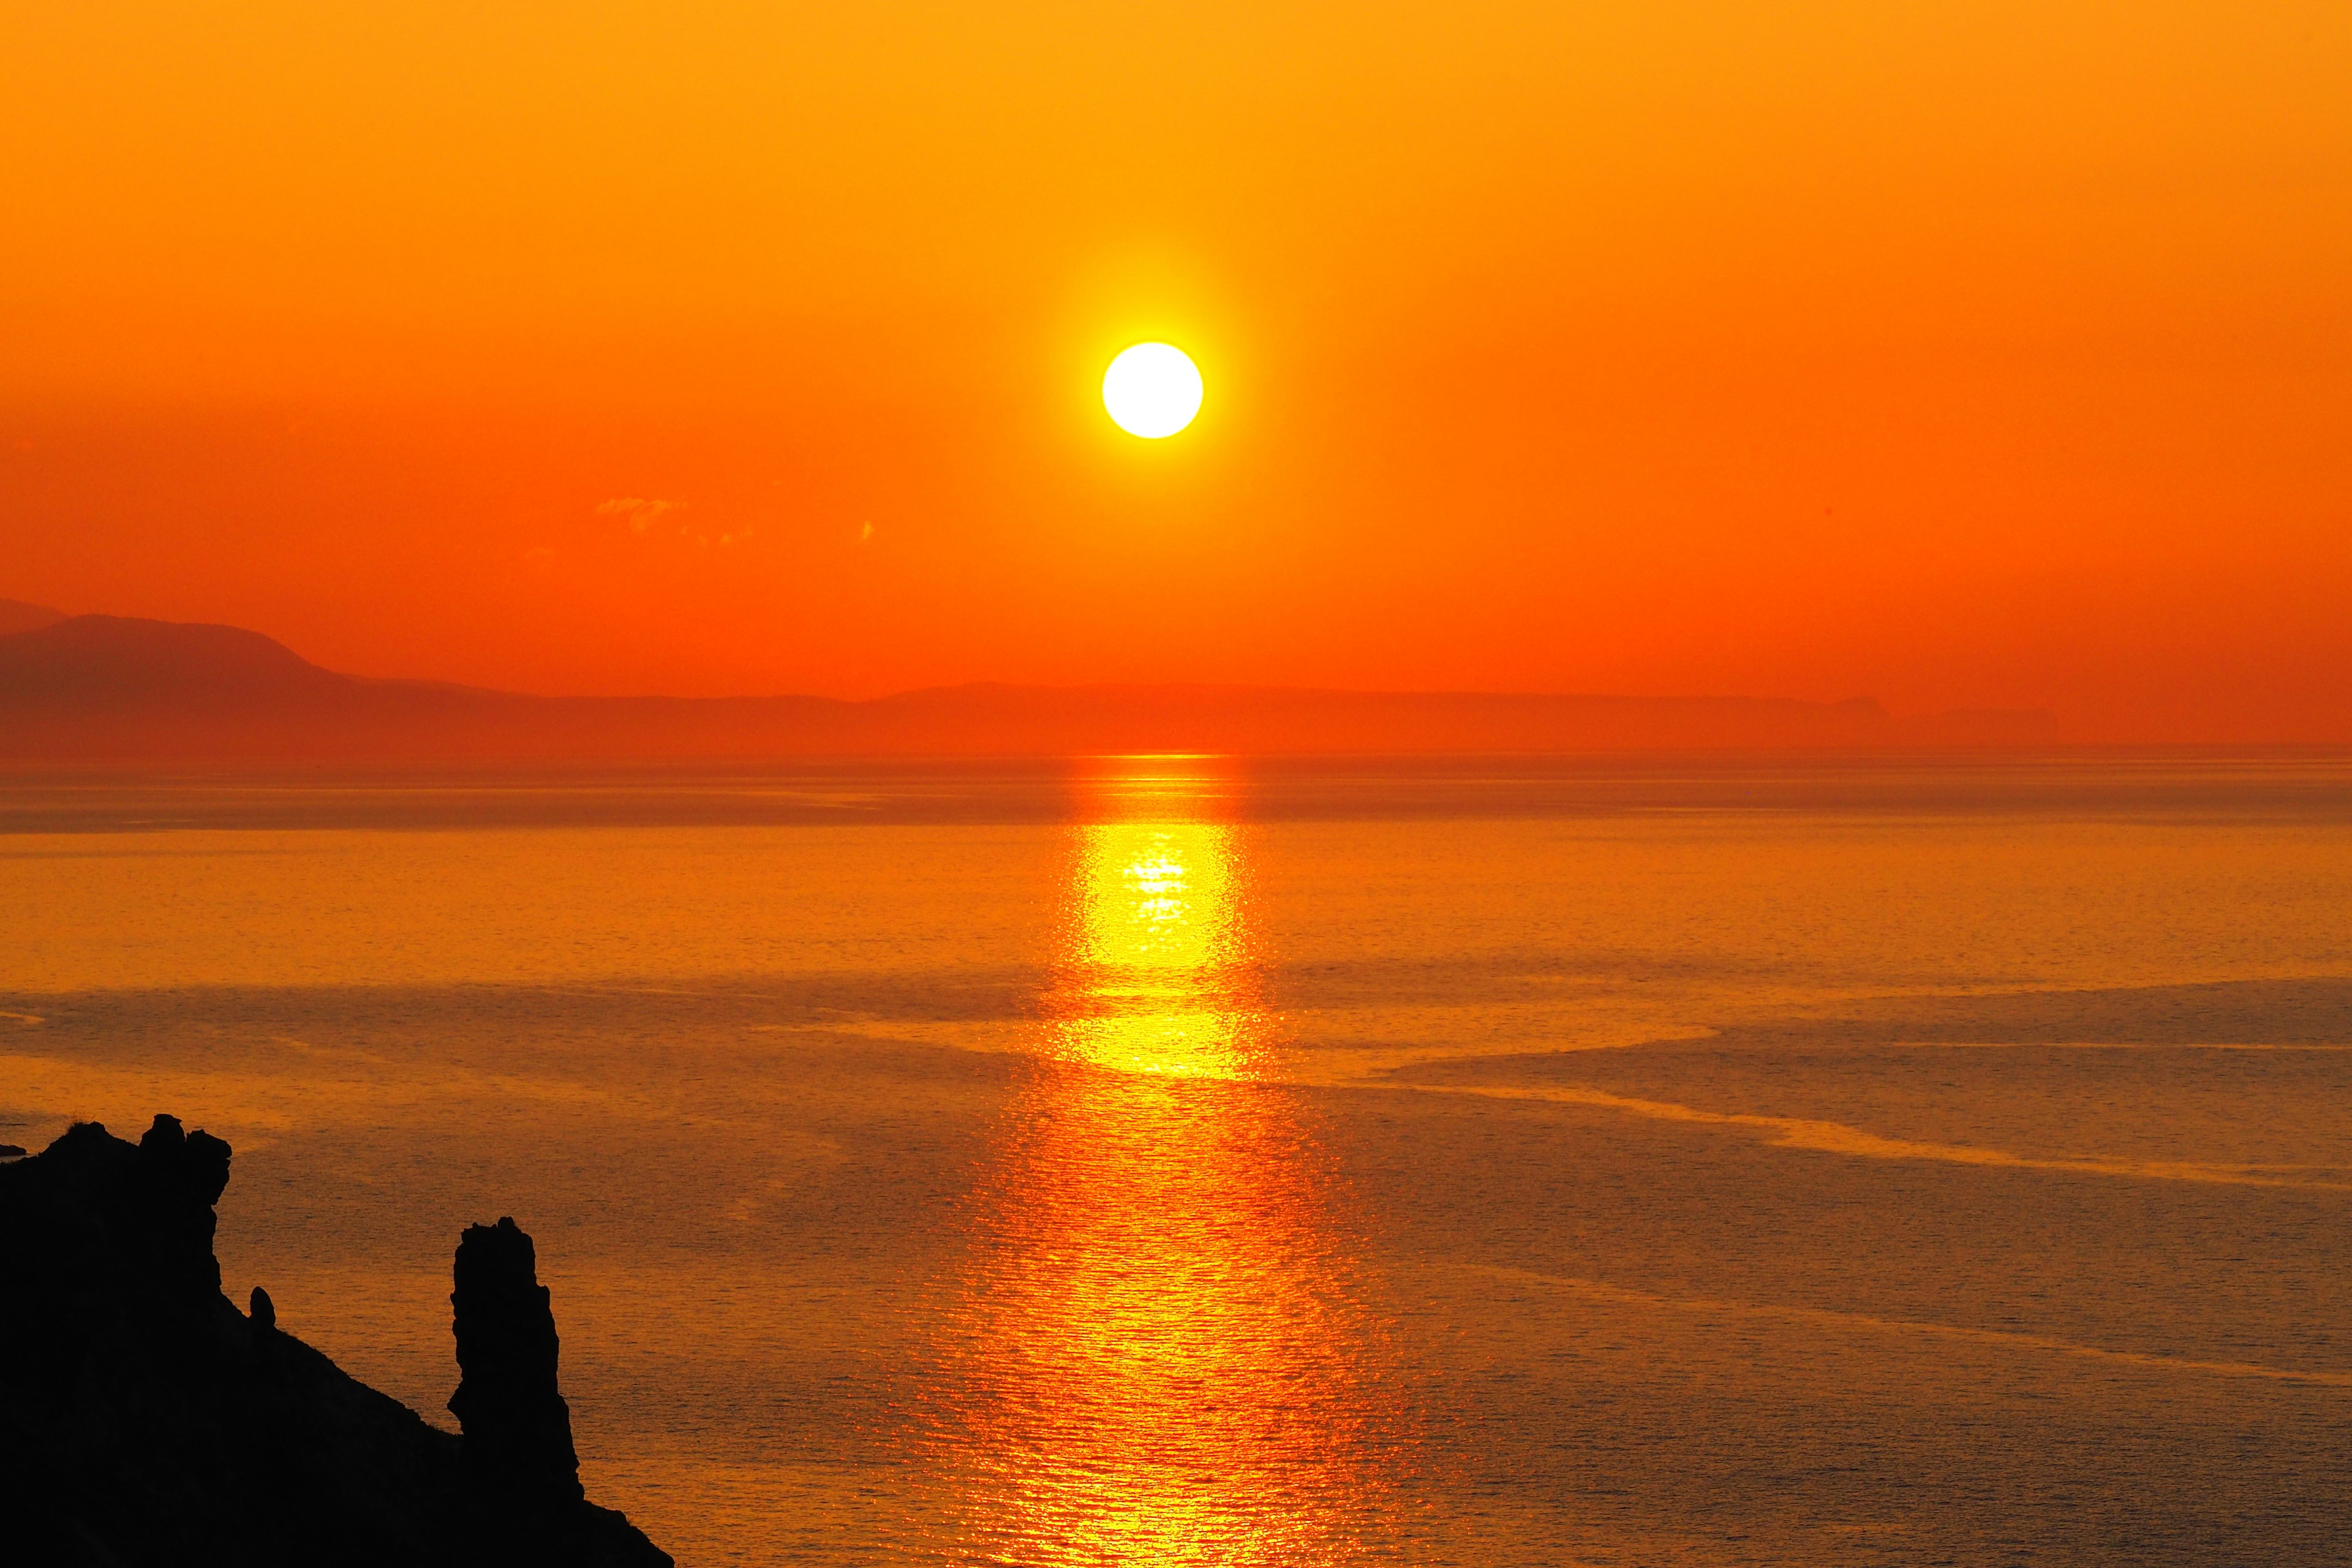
left=1055, top=818, right=1262, bottom=1080
left=908, top=761, right=1414, bottom=1564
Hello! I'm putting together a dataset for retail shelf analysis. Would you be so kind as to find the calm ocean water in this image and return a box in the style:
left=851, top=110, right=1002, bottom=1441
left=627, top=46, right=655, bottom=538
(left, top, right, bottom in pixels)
left=3, top=756, right=2350, bottom=1565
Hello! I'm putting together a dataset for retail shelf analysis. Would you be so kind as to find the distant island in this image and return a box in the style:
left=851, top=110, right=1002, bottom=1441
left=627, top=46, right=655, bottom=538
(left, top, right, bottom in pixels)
left=0, top=1115, right=671, bottom=1567
left=0, top=605, right=2055, bottom=762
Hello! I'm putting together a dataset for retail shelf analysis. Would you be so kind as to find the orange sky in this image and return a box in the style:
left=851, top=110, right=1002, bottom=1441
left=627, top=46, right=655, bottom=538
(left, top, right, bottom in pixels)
left=3, top=2, right=2348, bottom=740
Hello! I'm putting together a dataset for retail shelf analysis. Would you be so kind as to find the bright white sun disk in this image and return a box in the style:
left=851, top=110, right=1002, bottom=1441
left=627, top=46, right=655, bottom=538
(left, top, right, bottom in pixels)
left=1102, top=343, right=1203, bottom=439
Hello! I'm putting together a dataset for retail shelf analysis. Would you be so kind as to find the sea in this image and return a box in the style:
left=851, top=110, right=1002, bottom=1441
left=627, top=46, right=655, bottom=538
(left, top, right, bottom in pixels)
left=2, top=754, right=2348, bottom=1566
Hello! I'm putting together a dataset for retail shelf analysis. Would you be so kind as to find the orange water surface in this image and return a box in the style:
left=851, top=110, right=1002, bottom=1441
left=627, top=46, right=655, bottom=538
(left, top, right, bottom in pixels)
left=3, top=756, right=2350, bottom=1564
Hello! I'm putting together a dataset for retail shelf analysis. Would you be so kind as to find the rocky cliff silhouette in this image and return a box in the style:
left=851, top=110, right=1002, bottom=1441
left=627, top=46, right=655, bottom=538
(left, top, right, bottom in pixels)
left=0, top=1115, right=671, bottom=1567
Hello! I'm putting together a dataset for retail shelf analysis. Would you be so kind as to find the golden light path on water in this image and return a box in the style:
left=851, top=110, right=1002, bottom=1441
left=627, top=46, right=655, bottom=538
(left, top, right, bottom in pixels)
left=906, top=763, right=1416, bottom=1563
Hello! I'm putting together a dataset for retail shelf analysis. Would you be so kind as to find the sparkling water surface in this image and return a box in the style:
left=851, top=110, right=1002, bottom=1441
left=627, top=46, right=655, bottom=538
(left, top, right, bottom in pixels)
left=3, top=756, right=2349, bottom=1564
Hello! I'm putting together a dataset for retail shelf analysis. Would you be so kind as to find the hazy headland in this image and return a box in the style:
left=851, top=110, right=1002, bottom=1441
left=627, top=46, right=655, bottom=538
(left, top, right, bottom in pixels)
left=0, top=606, right=2054, bottom=763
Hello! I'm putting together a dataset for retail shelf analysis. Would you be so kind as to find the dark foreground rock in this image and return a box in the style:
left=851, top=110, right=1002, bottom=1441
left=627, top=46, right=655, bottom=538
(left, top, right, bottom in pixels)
left=0, top=1115, right=671, bottom=1567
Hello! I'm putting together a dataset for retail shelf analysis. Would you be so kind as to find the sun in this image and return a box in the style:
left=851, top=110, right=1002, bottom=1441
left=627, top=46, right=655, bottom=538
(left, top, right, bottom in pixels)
left=1102, top=343, right=1204, bottom=439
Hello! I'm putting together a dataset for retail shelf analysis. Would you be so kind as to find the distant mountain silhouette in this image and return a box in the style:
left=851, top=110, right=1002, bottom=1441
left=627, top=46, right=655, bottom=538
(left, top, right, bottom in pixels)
left=0, top=1115, right=669, bottom=1567
left=0, top=612, right=2059, bottom=760
left=0, top=598, right=64, bottom=636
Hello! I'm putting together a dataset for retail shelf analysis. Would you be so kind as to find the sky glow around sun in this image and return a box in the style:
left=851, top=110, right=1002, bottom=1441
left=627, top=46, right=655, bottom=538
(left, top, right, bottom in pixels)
left=4, top=3, right=2350, bottom=737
